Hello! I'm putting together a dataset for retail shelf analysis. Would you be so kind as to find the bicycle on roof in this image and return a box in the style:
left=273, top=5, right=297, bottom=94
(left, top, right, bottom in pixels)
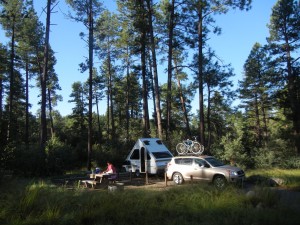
left=176, top=136, right=204, bottom=155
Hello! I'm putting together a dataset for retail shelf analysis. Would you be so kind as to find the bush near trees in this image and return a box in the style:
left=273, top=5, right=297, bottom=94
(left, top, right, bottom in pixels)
left=0, top=0, right=299, bottom=177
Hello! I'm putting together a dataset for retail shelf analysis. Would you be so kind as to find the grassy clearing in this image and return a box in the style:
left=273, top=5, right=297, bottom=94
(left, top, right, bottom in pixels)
left=246, top=168, right=300, bottom=189
left=0, top=169, right=299, bottom=225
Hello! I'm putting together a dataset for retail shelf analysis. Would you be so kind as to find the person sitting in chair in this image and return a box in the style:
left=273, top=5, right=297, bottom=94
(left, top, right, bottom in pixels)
left=100, top=161, right=117, bottom=183
left=102, top=161, right=116, bottom=174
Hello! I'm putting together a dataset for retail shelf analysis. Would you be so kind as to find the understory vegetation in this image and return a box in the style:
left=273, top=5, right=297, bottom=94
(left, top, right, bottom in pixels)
left=0, top=169, right=300, bottom=225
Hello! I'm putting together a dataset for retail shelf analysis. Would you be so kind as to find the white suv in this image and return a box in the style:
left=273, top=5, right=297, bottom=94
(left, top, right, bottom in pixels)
left=166, top=155, right=245, bottom=189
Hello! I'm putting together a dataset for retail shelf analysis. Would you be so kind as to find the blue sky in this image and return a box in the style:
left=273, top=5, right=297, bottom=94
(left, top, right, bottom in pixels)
left=1, top=0, right=277, bottom=116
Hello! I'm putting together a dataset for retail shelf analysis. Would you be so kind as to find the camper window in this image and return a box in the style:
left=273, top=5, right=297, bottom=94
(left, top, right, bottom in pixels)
left=143, top=141, right=150, bottom=145
left=130, top=149, right=140, bottom=159
left=152, top=151, right=173, bottom=159
left=147, top=153, right=151, bottom=160
left=156, top=140, right=163, bottom=145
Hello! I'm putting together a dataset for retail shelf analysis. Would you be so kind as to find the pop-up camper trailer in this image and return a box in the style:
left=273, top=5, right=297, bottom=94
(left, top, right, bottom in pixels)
left=123, top=138, right=173, bottom=175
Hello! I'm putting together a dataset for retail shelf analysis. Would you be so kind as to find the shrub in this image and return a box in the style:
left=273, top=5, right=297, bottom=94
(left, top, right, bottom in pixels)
left=252, top=147, right=276, bottom=168
left=45, top=136, right=76, bottom=175
left=279, top=156, right=300, bottom=169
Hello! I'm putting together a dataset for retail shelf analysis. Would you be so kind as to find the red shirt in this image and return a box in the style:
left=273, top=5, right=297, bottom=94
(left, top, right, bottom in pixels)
left=105, top=163, right=116, bottom=174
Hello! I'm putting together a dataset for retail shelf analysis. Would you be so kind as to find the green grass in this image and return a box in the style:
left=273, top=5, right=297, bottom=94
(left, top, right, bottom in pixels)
left=0, top=169, right=299, bottom=225
left=246, top=168, right=300, bottom=189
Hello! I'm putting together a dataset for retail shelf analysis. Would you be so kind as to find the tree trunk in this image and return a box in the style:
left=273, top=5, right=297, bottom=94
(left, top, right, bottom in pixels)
left=141, top=31, right=150, bottom=137
left=261, top=101, right=269, bottom=146
left=206, top=84, right=211, bottom=153
left=197, top=3, right=205, bottom=146
left=106, top=84, right=110, bottom=138
left=7, top=17, right=15, bottom=142
left=254, top=92, right=261, bottom=147
left=148, top=52, right=157, bottom=137
left=25, top=58, right=29, bottom=148
left=40, top=0, right=51, bottom=157
left=125, top=46, right=130, bottom=140
left=166, top=0, right=175, bottom=141
left=146, top=0, right=163, bottom=139
left=95, top=95, right=102, bottom=143
left=108, top=52, right=115, bottom=141
left=87, top=0, right=94, bottom=171
left=48, top=87, right=54, bottom=138
left=135, top=0, right=150, bottom=137
left=285, top=36, right=300, bottom=154
left=174, top=59, right=191, bottom=137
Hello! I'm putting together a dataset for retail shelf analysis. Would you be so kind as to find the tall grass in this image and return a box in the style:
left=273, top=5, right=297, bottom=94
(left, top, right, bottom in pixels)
left=0, top=174, right=299, bottom=225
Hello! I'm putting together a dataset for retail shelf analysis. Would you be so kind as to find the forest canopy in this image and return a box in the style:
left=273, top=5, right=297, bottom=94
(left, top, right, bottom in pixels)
left=0, top=0, right=299, bottom=176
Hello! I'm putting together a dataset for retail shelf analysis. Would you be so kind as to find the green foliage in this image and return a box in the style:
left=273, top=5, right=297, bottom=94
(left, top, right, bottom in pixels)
left=252, top=138, right=298, bottom=169
left=247, top=168, right=300, bottom=188
left=0, top=0, right=299, bottom=175
left=0, top=142, right=16, bottom=171
left=280, top=156, right=300, bottom=169
left=211, top=114, right=250, bottom=169
left=252, top=147, right=276, bottom=169
left=0, top=177, right=299, bottom=225
left=92, top=138, right=135, bottom=170
left=2, top=143, right=42, bottom=177
left=219, top=134, right=248, bottom=168
left=45, top=136, right=77, bottom=175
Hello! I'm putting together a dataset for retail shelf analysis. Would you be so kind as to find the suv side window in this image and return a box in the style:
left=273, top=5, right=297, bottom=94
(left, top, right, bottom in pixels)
left=175, top=158, right=193, bottom=165
left=195, top=159, right=205, bottom=167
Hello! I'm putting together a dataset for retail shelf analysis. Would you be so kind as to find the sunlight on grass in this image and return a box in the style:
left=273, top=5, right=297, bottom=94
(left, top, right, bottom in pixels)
left=247, top=168, right=300, bottom=188
left=1, top=169, right=299, bottom=225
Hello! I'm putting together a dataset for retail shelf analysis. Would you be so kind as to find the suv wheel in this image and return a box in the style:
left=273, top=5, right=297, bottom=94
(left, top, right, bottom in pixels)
left=213, top=175, right=226, bottom=189
left=173, top=172, right=184, bottom=185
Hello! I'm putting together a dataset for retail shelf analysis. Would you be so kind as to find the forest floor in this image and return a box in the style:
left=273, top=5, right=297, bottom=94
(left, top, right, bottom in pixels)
left=126, top=178, right=300, bottom=211
left=55, top=175, right=300, bottom=212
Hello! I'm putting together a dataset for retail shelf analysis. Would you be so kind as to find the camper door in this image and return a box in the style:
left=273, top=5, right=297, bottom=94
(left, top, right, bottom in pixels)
left=140, top=147, right=151, bottom=173
left=129, top=148, right=150, bottom=173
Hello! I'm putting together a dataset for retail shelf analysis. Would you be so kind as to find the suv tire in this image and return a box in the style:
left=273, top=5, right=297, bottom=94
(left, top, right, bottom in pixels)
left=173, top=172, right=184, bottom=185
left=213, top=175, right=226, bottom=189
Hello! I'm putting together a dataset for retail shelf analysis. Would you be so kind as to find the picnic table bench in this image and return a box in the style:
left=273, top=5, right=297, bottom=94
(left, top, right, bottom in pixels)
left=80, top=172, right=132, bottom=189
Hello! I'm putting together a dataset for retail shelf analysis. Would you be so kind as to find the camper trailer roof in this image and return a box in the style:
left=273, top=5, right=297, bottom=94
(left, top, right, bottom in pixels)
left=138, top=138, right=169, bottom=152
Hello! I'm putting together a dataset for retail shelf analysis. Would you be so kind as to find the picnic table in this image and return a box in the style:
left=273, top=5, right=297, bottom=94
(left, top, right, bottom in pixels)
left=81, top=173, right=117, bottom=188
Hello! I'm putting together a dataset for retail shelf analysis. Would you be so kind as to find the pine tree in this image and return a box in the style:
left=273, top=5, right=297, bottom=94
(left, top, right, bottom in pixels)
left=185, top=0, right=251, bottom=146
left=66, top=0, right=104, bottom=170
left=239, top=43, right=275, bottom=148
left=267, top=0, right=300, bottom=154
left=95, top=10, right=120, bottom=142
left=0, top=0, right=32, bottom=143
left=16, top=4, right=43, bottom=146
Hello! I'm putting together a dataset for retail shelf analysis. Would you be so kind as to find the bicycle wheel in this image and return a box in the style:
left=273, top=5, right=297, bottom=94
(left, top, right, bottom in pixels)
left=176, top=143, right=187, bottom=154
left=191, top=142, right=204, bottom=154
